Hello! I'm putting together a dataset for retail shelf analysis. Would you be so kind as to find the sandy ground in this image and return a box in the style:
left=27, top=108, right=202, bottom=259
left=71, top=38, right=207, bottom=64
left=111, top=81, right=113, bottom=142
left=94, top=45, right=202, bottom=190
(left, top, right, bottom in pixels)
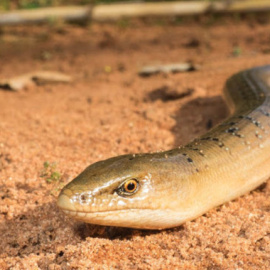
left=0, top=16, right=270, bottom=269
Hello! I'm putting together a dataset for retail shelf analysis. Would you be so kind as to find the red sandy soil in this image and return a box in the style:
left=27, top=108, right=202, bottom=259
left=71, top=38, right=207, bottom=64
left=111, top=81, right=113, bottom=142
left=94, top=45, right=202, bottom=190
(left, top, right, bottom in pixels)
left=0, top=16, right=270, bottom=269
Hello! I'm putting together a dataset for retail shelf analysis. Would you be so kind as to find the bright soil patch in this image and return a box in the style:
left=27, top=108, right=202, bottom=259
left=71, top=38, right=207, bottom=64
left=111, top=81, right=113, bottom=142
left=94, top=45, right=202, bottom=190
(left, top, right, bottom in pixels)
left=0, top=17, right=270, bottom=269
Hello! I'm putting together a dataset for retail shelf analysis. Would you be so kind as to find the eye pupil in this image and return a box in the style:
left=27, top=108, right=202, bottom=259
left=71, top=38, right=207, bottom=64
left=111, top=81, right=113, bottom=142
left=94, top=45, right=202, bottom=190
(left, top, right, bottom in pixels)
left=127, top=182, right=135, bottom=191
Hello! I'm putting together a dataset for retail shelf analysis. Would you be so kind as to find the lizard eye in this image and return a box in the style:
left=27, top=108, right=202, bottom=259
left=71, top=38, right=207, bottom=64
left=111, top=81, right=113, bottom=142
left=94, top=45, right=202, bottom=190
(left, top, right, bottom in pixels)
left=117, top=179, right=139, bottom=196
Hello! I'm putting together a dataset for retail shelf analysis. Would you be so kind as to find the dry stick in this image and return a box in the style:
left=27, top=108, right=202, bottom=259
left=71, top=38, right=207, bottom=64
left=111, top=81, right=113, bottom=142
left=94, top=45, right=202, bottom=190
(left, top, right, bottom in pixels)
left=93, top=0, right=270, bottom=21
left=0, top=0, right=270, bottom=25
left=0, top=5, right=92, bottom=25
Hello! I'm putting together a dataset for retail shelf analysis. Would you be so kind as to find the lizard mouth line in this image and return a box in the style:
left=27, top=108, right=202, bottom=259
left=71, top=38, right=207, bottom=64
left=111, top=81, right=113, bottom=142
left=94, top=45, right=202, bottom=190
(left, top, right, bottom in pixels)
left=61, top=207, right=157, bottom=215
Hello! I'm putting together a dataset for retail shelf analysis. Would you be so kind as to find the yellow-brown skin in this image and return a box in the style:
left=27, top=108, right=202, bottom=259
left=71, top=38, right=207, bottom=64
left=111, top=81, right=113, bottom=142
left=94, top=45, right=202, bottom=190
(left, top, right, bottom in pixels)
left=57, top=65, right=270, bottom=229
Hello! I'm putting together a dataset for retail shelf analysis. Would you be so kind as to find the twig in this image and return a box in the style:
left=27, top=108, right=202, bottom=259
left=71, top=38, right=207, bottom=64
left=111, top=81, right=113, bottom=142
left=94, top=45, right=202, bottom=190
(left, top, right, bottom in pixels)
left=0, top=0, right=270, bottom=26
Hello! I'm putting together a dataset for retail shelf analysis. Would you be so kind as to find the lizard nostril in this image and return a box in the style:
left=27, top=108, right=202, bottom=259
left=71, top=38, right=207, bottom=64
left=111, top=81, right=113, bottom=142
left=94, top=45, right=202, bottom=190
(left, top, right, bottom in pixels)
left=80, top=194, right=87, bottom=203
